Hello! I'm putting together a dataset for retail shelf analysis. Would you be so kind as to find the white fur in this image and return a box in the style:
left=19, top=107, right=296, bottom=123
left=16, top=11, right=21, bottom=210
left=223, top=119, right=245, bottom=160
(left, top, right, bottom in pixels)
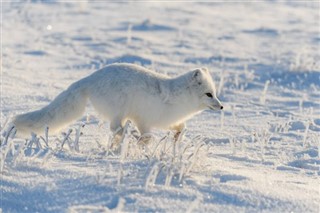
left=13, top=63, right=223, bottom=136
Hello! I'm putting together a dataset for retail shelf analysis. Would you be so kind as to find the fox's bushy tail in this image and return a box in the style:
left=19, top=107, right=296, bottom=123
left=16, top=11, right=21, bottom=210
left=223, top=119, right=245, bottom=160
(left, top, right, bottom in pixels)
left=13, top=80, right=89, bottom=136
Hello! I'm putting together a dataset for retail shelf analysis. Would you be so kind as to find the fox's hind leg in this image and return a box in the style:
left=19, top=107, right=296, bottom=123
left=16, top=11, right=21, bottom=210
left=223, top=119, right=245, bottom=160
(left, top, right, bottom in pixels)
left=110, top=117, right=123, bottom=136
left=109, top=117, right=124, bottom=149
left=136, top=124, right=150, bottom=136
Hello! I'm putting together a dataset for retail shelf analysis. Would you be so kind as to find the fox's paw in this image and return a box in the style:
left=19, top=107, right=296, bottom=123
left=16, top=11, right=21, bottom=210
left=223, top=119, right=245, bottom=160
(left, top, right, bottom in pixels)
left=137, top=133, right=154, bottom=146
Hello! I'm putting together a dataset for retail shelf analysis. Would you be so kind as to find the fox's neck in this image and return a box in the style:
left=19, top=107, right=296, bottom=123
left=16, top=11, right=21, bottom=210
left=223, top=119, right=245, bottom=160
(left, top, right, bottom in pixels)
left=169, top=72, right=191, bottom=93
left=164, top=72, right=200, bottom=113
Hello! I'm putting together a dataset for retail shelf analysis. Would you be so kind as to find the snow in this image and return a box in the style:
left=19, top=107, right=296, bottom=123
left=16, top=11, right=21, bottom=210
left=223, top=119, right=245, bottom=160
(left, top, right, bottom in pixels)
left=1, top=1, right=319, bottom=212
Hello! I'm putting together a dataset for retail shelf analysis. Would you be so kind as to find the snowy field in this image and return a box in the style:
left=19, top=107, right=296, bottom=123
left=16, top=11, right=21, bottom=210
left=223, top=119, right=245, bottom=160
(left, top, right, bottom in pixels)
left=1, top=1, right=320, bottom=212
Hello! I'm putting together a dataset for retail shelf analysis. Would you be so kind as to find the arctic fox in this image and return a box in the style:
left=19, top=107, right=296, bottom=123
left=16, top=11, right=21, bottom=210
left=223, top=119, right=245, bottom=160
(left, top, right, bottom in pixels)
left=13, top=63, right=223, bottom=137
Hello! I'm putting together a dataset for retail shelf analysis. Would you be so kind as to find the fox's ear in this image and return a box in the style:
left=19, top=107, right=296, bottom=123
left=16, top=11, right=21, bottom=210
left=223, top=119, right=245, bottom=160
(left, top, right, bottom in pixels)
left=192, top=69, right=201, bottom=78
left=200, top=67, right=209, bottom=73
left=191, top=69, right=203, bottom=85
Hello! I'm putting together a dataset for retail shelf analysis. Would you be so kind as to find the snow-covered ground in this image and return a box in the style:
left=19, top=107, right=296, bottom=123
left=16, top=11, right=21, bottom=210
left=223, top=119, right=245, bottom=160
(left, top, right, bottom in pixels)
left=1, top=1, right=319, bottom=212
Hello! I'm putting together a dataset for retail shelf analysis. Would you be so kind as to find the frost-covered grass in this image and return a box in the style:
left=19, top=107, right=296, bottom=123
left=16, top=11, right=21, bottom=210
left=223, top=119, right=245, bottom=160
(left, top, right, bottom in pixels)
left=0, top=120, right=209, bottom=188
left=1, top=1, right=320, bottom=212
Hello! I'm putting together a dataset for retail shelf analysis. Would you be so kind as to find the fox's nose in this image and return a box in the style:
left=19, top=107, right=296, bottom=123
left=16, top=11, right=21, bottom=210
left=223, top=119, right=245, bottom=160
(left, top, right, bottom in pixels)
left=220, top=106, right=223, bottom=110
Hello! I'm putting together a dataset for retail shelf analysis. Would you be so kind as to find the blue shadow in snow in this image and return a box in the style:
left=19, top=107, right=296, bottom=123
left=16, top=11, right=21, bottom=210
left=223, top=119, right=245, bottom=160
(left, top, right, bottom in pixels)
left=185, top=55, right=243, bottom=64
left=213, top=174, right=248, bottom=183
left=242, top=27, right=279, bottom=37
left=1, top=165, right=118, bottom=213
left=23, top=50, right=47, bottom=56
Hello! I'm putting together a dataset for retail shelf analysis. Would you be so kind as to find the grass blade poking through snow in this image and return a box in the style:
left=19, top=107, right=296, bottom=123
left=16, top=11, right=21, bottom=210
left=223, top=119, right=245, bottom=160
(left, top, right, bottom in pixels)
left=40, top=126, right=49, bottom=148
left=217, top=71, right=224, bottom=96
left=120, top=120, right=132, bottom=162
left=260, top=80, right=270, bottom=105
left=1, top=125, right=15, bottom=146
left=302, top=122, right=310, bottom=148
left=60, top=129, right=73, bottom=150
left=74, top=123, right=85, bottom=152
left=185, top=139, right=206, bottom=176
left=145, top=161, right=164, bottom=190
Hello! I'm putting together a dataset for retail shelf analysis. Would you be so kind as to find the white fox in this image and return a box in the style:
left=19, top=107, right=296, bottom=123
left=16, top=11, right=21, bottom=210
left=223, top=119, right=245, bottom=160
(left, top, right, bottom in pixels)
left=13, top=63, right=223, bottom=137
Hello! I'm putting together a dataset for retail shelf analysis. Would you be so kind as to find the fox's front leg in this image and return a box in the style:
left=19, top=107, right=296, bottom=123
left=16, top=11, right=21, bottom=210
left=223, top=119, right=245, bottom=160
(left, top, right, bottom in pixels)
left=136, top=124, right=153, bottom=145
left=171, top=123, right=186, bottom=141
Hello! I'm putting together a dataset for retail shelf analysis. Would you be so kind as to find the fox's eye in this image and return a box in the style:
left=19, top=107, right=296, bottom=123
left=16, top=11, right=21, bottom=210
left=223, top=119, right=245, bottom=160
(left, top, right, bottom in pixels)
left=205, top=93, right=213, bottom=98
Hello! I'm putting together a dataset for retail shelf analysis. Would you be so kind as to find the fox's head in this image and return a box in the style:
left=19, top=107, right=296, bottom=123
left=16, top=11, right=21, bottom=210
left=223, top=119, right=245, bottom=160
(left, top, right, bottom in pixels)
left=189, top=67, right=223, bottom=111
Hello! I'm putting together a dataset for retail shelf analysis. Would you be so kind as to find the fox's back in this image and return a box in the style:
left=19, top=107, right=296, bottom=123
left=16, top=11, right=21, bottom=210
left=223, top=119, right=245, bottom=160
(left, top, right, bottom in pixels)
left=87, top=63, right=168, bottom=94
left=84, top=63, right=171, bottom=121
